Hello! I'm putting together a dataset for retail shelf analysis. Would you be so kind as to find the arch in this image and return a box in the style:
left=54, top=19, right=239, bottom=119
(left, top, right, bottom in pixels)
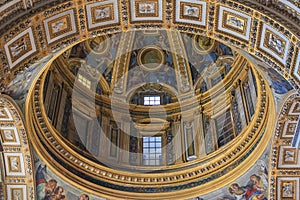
left=0, top=94, right=35, bottom=199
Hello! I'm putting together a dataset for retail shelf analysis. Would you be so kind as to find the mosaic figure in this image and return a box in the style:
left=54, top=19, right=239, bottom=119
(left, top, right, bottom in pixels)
left=78, top=194, right=89, bottom=200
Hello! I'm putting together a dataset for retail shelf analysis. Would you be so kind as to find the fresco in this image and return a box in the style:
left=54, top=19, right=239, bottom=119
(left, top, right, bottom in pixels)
left=193, top=146, right=270, bottom=200
left=33, top=151, right=105, bottom=200
left=4, top=54, right=53, bottom=103
left=267, top=68, right=293, bottom=94
left=68, top=34, right=120, bottom=86
left=127, top=30, right=177, bottom=89
left=181, top=33, right=233, bottom=85
left=259, top=64, right=293, bottom=95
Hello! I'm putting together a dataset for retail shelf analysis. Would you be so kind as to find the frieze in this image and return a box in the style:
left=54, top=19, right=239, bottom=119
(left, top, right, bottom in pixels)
left=86, top=0, right=120, bottom=30
left=0, top=0, right=300, bottom=91
left=174, top=0, right=207, bottom=27
left=216, top=5, right=252, bottom=41
left=130, top=0, right=163, bottom=23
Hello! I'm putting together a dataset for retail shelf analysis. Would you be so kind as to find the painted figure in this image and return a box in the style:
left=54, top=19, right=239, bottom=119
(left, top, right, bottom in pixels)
left=244, top=174, right=267, bottom=200
left=128, top=67, right=145, bottom=87
left=70, top=43, right=88, bottom=59
left=35, top=164, right=58, bottom=200
left=79, top=194, right=89, bottom=200
left=161, top=61, right=175, bottom=85
left=50, top=186, right=65, bottom=200
left=228, top=183, right=246, bottom=200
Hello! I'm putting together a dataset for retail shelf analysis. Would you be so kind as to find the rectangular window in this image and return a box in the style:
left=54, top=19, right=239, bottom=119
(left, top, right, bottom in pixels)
left=43, top=71, right=51, bottom=102
left=215, top=109, right=234, bottom=148
left=184, top=122, right=197, bottom=160
left=73, top=114, right=88, bottom=147
left=244, top=84, right=255, bottom=119
left=78, top=74, right=91, bottom=89
left=48, top=84, right=60, bottom=122
left=110, top=126, right=119, bottom=158
left=144, top=96, right=161, bottom=105
left=249, top=68, right=258, bottom=96
left=143, top=136, right=162, bottom=165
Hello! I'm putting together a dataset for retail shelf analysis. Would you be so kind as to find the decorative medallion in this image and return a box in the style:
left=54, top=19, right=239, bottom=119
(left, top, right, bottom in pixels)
left=43, top=9, right=77, bottom=44
left=192, top=35, right=215, bottom=54
left=86, top=0, right=119, bottom=30
left=137, top=45, right=165, bottom=71
left=6, top=185, right=27, bottom=200
left=4, top=27, right=37, bottom=69
left=130, top=0, right=163, bottom=22
left=217, top=6, right=251, bottom=41
left=4, top=153, right=25, bottom=176
left=277, top=177, right=299, bottom=200
left=282, top=119, right=298, bottom=138
left=278, top=146, right=300, bottom=168
left=288, top=101, right=300, bottom=115
left=85, top=35, right=110, bottom=55
left=259, top=24, right=290, bottom=65
left=175, top=0, right=206, bottom=26
left=0, top=127, right=20, bottom=145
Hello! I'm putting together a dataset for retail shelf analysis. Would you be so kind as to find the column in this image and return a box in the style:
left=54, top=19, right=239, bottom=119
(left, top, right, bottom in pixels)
left=119, top=117, right=131, bottom=164
left=194, top=108, right=206, bottom=158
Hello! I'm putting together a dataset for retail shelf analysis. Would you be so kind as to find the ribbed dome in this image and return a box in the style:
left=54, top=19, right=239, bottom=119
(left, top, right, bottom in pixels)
left=25, top=29, right=274, bottom=198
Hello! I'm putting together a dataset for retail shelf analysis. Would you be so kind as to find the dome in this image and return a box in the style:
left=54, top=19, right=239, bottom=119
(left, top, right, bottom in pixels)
left=0, top=0, right=299, bottom=199
left=26, top=30, right=274, bottom=198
